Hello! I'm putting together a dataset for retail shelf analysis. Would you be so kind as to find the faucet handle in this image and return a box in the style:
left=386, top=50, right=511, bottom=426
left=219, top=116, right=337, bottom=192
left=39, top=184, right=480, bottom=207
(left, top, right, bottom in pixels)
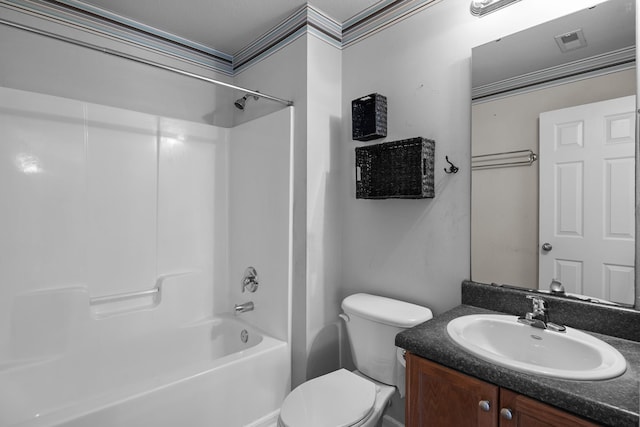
left=519, top=295, right=565, bottom=332
left=241, top=266, right=259, bottom=293
left=526, top=295, right=547, bottom=312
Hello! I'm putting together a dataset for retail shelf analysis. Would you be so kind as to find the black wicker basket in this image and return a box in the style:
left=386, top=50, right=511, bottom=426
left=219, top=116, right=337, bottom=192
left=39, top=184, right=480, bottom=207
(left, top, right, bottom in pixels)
left=355, top=137, right=435, bottom=199
left=352, top=93, right=387, bottom=141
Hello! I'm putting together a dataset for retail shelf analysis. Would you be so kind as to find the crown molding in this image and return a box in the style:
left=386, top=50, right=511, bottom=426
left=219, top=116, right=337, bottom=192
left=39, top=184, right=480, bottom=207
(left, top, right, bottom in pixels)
left=472, top=46, right=636, bottom=102
left=233, top=5, right=342, bottom=74
left=342, top=0, right=441, bottom=48
left=1, top=0, right=441, bottom=75
left=1, top=0, right=235, bottom=75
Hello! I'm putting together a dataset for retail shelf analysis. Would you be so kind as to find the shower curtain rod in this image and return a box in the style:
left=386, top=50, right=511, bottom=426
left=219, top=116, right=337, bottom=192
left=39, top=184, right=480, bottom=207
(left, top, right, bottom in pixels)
left=0, top=19, right=294, bottom=107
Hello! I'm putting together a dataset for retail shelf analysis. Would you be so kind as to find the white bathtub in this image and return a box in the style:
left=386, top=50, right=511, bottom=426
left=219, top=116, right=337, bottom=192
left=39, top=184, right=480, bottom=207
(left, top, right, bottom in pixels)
left=1, top=315, right=289, bottom=427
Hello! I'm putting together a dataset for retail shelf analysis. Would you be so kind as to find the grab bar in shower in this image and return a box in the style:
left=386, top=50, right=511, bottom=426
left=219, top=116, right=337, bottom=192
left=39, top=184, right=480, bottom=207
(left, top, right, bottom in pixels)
left=88, top=271, right=193, bottom=307
left=471, top=149, right=537, bottom=170
left=89, top=286, right=159, bottom=305
left=88, top=272, right=195, bottom=317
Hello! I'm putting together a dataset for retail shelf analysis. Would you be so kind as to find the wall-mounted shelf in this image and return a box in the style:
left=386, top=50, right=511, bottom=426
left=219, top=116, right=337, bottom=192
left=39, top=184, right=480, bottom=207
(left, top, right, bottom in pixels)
left=355, top=137, right=435, bottom=199
left=352, top=93, right=387, bottom=141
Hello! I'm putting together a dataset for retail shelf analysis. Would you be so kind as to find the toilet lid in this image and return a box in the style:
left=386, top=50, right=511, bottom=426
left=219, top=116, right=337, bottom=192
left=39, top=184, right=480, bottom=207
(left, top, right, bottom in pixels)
left=279, top=369, right=376, bottom=427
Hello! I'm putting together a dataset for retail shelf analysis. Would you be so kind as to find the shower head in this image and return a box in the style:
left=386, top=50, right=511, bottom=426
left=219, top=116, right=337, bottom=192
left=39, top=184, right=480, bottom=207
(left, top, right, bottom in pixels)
left=234, top=92, right=260, bottom=111
left=234, top=96, right=247, bottom=110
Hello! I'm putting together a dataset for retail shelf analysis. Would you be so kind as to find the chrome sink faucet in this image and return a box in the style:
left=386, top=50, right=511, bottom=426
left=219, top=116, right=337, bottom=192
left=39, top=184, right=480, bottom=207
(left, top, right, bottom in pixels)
left=517, top=295, right=566, bottom=332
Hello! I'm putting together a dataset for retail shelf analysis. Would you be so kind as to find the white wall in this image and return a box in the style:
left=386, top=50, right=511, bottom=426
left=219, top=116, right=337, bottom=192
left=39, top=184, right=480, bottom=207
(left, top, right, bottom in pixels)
left=304, top=36, right=343, bottom=381
left=340, top=0, right=473, bottom=315
left=472, top=70, right=636, bottom=290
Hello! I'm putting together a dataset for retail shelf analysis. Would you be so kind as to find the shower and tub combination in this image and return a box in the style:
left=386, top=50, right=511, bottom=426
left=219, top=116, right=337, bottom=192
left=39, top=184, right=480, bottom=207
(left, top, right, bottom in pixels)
left=0, top=19, right=294, bottom=427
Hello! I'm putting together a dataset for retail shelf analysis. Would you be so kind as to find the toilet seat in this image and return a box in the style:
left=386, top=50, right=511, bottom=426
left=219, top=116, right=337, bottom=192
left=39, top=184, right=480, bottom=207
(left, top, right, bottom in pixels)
left=278, top=369, right=377, bottom=427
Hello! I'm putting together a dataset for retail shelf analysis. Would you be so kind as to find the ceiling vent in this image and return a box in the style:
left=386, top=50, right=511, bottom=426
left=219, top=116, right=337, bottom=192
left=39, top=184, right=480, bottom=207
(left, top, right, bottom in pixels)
left=555, top=29, right=587, bottom=53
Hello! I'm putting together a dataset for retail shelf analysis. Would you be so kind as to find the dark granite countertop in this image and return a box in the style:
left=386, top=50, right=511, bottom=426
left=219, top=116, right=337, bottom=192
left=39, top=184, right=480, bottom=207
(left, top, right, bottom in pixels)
left=396, top=304, right=640, bottom=427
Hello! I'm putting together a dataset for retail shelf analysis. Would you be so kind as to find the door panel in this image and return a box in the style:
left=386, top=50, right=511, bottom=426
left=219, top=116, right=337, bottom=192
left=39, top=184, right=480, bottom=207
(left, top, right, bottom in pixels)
left=499, top=389, right=598, bottom=427
left=406, top=353, right=498, bottom=427
left=539, top=96, right=635, bottom=304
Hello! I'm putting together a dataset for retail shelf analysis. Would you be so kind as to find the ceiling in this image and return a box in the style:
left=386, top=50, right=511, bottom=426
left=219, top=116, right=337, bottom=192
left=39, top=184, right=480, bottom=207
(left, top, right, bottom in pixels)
left=472, top=0, right=634, bottom=93
left=75, top=0, right=384, bottom=55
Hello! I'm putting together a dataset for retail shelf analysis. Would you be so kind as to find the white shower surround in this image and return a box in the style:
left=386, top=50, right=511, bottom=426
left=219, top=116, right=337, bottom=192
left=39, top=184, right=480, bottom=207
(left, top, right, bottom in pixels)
left=0, top=87, right=293, bottom=426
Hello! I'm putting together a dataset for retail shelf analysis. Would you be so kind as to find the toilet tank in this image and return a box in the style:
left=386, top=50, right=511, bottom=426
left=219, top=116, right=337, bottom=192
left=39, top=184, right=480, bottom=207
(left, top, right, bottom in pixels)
left=341, top=293, right=432, bottom=386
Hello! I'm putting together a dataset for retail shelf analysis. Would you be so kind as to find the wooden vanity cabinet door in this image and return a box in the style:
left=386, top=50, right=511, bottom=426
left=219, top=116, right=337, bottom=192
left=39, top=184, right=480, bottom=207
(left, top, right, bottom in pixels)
left=499, top=388, right=599, bottom=427
left=406, top=353, right=499, bottom=427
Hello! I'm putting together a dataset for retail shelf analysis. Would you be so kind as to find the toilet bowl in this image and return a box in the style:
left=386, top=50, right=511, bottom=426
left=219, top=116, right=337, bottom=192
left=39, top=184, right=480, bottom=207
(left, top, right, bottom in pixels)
left=277, top=369, right=395, bottom=427
left=278, top=293, right=433, bottom=427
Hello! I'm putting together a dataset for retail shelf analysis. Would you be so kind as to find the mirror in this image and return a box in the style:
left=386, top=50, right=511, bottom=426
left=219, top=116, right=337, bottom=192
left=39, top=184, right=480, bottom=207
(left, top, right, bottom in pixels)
left=471, top=0, right=636, bottom=307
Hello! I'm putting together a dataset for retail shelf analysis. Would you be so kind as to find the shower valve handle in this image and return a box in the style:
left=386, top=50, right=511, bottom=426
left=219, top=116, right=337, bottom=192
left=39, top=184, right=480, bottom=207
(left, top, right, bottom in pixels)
left=241, top=266, right=259, bottom=293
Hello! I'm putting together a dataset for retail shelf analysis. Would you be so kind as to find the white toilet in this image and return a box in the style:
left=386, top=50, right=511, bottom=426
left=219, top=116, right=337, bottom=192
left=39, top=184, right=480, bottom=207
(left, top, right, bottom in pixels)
left=278, top=293, right=433, bottom=427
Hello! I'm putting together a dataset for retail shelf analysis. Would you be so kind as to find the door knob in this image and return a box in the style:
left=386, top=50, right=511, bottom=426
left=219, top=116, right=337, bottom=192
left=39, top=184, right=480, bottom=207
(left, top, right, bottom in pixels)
left=541, top=242, right=553, bottom=252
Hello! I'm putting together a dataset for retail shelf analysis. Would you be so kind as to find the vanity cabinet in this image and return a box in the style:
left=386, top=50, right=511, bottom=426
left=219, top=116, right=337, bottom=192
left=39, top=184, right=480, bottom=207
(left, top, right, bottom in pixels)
left=406, top=353, right=599, bottom=427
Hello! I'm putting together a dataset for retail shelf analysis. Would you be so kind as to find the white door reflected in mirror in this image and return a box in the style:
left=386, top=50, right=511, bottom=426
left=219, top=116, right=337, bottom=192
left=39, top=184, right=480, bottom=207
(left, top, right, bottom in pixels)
left=539, top=95, right=636, bottom=305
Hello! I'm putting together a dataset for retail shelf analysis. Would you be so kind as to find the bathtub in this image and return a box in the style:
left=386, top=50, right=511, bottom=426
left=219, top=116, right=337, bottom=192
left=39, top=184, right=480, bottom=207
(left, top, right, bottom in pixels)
left=1, top=315, right=289, bottom=427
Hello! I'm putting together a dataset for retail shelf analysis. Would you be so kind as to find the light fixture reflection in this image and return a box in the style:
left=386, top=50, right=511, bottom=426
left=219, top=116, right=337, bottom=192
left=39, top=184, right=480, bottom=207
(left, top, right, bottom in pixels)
left=161, top=136, right=185, bottom=157
left=15, top=153, right=42, bottom=175
left=163, top=135, right=185, bottom=147
left=470, top=0, right=521, bottom=16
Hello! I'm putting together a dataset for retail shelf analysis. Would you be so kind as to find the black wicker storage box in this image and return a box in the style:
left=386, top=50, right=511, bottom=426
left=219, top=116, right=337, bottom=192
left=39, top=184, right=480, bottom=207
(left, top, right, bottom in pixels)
left=352, top=93, right=387, bottom=141
left=355, top=137, right=435, bottom=199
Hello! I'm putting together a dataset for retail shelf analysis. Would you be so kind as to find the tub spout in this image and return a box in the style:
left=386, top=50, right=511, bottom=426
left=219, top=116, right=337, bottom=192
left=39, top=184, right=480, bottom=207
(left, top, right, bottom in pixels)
left=235, top=301, right=254, bottom=314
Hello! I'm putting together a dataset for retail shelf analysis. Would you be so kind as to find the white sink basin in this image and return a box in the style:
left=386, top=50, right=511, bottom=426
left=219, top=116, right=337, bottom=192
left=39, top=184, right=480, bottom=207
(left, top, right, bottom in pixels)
left=446, top=314, right=626, bottom=380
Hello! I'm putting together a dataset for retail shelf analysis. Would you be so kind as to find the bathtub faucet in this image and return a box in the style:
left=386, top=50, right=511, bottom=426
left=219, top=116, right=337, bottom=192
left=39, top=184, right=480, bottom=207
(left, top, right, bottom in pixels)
left=234, top=301, right=254, bottom=314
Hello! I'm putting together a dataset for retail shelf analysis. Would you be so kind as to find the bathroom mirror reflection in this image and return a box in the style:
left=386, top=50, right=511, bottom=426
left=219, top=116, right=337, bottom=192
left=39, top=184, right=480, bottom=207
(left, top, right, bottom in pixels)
left=470, top=0, right=636, bottom=307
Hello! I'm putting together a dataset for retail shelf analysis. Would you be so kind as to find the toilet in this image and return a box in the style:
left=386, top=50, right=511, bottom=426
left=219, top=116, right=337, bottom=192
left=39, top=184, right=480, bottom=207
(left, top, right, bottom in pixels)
left=278, top=293, right=433, bottom=427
